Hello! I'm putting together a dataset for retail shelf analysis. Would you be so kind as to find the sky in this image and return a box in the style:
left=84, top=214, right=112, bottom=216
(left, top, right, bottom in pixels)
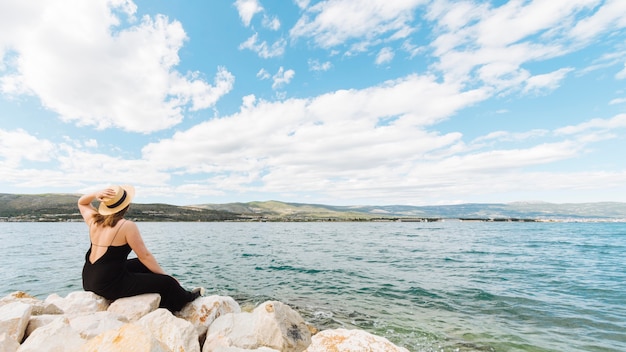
left=1, top=0, right=625, bottom=206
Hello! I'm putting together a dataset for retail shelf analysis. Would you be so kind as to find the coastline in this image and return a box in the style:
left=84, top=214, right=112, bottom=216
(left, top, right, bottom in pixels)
left=2, top=194, right=626, bottom=223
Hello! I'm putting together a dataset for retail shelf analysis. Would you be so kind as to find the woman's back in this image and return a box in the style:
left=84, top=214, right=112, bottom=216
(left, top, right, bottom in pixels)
left=88, top=220, right=128, bottom=264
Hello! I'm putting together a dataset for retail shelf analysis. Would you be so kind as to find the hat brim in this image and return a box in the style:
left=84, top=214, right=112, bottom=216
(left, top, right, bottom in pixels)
left=97, top=185, right=135, bottom=216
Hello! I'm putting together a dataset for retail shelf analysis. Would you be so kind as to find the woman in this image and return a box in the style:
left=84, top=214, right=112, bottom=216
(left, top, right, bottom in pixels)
left=79, top=185, right=203, bottom=312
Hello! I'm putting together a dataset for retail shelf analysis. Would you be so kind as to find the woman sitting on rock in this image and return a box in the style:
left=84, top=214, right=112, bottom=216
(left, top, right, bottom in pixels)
left=78, top=185, right=203, bottom=312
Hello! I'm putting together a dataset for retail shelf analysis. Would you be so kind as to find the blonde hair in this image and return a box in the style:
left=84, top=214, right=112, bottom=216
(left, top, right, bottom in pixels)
left=91, top=206, right=129, bottom=227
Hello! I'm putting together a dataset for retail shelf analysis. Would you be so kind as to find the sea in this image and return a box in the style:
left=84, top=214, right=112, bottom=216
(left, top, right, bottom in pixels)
left=1, top=221, right=625, bottom=352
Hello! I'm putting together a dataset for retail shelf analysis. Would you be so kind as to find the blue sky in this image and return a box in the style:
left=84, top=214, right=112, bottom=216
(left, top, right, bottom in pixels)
left=1, top=0, right=625, bottom=206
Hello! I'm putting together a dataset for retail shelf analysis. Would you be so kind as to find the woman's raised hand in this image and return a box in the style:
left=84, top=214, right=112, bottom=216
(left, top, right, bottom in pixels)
left=96, top=188, right=116, bottom=202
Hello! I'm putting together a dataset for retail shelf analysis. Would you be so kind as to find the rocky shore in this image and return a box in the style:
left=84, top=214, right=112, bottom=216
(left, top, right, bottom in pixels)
left=0, top=290, right=409, bottom=352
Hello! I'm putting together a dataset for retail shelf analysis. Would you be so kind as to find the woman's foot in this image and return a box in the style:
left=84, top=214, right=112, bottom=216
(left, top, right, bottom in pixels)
left=191, top=287, right=205, bottom=300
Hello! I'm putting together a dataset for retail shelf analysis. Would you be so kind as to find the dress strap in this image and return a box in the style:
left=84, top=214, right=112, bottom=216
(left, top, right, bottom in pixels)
left=109, top=220, right=127, bottom=246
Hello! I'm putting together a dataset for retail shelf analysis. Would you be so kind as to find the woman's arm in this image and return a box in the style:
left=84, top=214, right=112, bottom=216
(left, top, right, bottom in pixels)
left=124, top=221, right=168, bottom=275
left=77, top=188, right=116, bottom=222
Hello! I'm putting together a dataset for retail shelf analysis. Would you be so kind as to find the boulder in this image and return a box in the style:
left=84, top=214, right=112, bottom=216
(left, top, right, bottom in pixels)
left=0, top=292, right=36, bottom=306
left=0, top=291, right=62, bottom=315
left=107, top=293, right=161, bottom=322
left=79, top=323, right=170, bottom=352
left=44, top=291, right=109, bottom=315
left=69, top=311, right=128, bottom=339
left=211, top=348, right=279, bottom=352
left=0, top=301, right=32, bottom=343
left=303, top=328, right=410, bottom=352
left=138, top=308, right=200, bottom=352
left=18, top=317, right=86, bottom=352
left=0, top=332, right=20, bottom=352
left=24, top=315, right=58, bottom=339
left=203, top=301, right=311, bottom=352
left=176, top=295, right=240, bottom=338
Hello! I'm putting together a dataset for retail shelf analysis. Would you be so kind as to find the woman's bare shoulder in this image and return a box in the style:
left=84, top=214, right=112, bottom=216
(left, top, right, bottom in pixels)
left=122, top=219, right=139, bottom=232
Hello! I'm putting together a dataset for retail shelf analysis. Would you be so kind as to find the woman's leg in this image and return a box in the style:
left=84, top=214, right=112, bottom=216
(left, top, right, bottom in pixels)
left=125, top=258, right=197, bottom=312
left=127, top=272, right=196, bottom=312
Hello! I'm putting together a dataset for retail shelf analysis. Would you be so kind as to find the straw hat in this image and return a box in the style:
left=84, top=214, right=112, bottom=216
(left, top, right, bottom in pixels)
left=98, top=185, right=135, bottom=216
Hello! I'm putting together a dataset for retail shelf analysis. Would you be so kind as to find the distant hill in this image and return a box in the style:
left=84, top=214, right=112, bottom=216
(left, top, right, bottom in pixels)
left=0, top=194, right=238, bottom=222
left=192, top=200, right=378, bottom=221
left=191, top=200, right=626, bottom=221
left=1, top=193, right=625, bottom=222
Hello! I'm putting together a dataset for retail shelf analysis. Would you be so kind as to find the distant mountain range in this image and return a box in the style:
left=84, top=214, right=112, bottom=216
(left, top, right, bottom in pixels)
left=192, top=200, right=626, bottom=221
left=1, top=193, right=625, bottom=222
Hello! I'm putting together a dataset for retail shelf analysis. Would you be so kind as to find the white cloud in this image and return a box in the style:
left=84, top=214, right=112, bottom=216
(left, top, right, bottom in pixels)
left=0, top=134, right=171, bottom=191
left=616, top=63, right=626, bottom=79
left=427, top=0, right=611, bottom=91
left=0, top=129, right=55, bottom=167
left=569, top=0, right=626, bottom=41
left=293, top=0, right=310, bottom=10
left=0, top=0, right=233, bottom=133
left=54, top=145, right=170, bottom=187
left=555, top=114, right=626, bottom=135
left=523, top=68, right=574, bottom=94
left=262, top=15, right=281, bottom=31
left=401, top=40, right=423, bottom=58
left=169, top=67, right=235, bottom=112
left=239, top=33, right=286, bottom=58
left=235, top=0, right=280, bottom=31
left=375, top=47, right=395, bottom=65
left=242, top=94, right=257, bottom=109
left=473, top=129, right=548, bottom=144
left=257, top=68, right=270, bottom=80
left=234, top=0, right=263, bottom=27
left=138, top=102, right=626, bottom=204
left=427, top=0, right=485, bottom=32
left=140, top=74, right=489, bottom=193
left=272, top=67, right=295, bottom=89
left=609, top=97, right=626, bottom=105
left=435, top=141, right=583, bottom=174
left=578, top=50, right=626, bottom=76
left=308, top=59, right=332, bottom=72
left=290, top=0, right=424, bottom=49
left=85, top=139, right=99, bottom=148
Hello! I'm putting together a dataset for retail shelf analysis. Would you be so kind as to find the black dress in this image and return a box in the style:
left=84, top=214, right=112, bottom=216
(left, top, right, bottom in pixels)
left=82, top=240, right=196, bottom=312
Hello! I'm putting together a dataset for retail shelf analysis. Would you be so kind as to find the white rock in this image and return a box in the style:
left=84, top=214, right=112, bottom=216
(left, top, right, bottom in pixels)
left=203, top=301, right=311, bottom=352
left=0, top=301, right=32, bottom=343
left=0, top=291, right=35, bottom=304
left=79, top=323, right=170, bottom=352
left=18, top=317, right=86, bottom=352
left=303, top=328, right=410, bottom=352
left=24, top=315, right=58, bottom=339
left=176, top=295, right=241, bottom=338
left=0, top=332, right=20, bottom=352
left=138, top=308, right=200, bottom=352
left=44, top=291, right=109, bottom=315
left=106, top=293, right=161, bottom=322
left=0, top=291, right=62, bottom=315
left=69, top=311, right=128, bottom=339
left=212, top=347, right=279, bottom=352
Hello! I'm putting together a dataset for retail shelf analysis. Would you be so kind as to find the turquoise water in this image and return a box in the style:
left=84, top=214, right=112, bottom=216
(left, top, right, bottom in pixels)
left=1, top=221, right=625, bottom=351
